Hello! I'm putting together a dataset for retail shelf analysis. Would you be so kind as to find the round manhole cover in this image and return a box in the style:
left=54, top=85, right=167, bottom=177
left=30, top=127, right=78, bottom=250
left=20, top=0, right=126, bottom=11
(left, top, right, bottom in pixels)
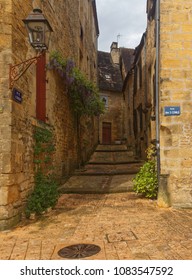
left=58, top=244, right=101, bottom=259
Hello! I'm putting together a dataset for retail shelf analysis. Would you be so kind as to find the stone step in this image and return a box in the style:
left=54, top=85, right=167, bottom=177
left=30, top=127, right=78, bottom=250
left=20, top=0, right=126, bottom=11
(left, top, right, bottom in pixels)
left=96, top=144, right=128, bottom=151
left=59, top=174, right=135, bottom=194
left=89, top=151, right=139, bottom=164
left=60, top=144, right=144, bottom=194
left=95, top=149, right=129, bottom=153
left=87, top=160, right=143, bottom=165
left=73, top=162, right=143, bottom=176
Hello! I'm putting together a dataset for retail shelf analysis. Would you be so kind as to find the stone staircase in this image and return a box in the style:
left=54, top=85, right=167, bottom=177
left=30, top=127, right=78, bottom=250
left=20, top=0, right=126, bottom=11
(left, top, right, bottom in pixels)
left=74, top=144, right=143, bottom=176
left=60, top=144, right=144, bottom=194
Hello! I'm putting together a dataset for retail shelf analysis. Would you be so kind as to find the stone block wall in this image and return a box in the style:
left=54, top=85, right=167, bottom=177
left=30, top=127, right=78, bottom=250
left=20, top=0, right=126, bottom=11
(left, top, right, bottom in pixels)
left=159, top=0, right=192, bottom=207
left=123, top=71, right=135, bottom=153
left=0, top=0, right=99, bottom=229
left=0, top=0, right=21, bottom=229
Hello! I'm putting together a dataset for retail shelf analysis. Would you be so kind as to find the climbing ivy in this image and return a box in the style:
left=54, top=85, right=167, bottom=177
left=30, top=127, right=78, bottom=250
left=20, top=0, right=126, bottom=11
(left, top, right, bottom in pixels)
left=25, top=126, right=59, bottom=218
left=33, top=126, right=55, bottom=172
left=47, top=50, right=105, bottom=117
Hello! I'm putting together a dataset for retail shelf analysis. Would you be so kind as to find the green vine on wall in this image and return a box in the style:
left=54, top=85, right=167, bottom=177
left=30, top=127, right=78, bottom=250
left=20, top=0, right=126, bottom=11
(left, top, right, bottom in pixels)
left=47, top=50, right=105, bottom=117
left=33, top=126, right=55, bottom=172
left=25, top=126, right=59, bottom=218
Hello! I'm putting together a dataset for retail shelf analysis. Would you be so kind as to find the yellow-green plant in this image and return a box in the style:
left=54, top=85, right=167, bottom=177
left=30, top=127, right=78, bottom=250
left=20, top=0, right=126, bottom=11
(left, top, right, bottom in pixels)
left=133, top=144, right=158, bottom=199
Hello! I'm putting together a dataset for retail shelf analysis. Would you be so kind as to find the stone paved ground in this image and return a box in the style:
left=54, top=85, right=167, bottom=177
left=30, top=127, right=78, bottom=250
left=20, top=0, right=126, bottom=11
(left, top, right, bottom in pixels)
left=0, top=192, right=192, bottom=260
left=0, top=145, right=192, bottom=260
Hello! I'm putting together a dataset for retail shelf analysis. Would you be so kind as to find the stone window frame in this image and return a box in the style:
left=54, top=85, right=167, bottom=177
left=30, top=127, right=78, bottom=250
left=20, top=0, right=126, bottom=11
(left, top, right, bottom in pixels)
left=100, top=95, right=109, bottom=109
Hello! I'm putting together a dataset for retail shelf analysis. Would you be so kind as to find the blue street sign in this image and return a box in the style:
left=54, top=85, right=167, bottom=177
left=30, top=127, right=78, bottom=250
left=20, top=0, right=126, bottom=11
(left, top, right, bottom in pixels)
left=12, top=88, right=22, bottom=104
left=164, top=106, right=181, bottom=116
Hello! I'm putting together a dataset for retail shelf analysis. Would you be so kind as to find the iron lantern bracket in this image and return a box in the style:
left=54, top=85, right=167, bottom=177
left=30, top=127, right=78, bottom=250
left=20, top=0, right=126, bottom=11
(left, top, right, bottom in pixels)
left=9, top=53, right=43, bottom=89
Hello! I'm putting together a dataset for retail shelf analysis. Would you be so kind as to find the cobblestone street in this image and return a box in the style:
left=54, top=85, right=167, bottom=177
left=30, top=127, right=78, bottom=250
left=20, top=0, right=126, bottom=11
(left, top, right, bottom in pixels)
left=0, top=145, right=192, bottom=260
left=0, top=192, right=192, bottom=260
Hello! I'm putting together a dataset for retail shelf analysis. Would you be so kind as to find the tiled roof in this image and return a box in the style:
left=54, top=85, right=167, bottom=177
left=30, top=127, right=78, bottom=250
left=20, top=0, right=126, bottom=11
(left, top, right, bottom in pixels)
left=98, top=51, right=123, bottom=92
left=120, top=48, right=135, bottom=75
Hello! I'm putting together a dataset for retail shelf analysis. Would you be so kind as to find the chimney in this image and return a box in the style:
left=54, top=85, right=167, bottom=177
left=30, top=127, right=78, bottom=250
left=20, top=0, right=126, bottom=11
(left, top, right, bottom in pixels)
left=110, top=42, right=120, bottom=64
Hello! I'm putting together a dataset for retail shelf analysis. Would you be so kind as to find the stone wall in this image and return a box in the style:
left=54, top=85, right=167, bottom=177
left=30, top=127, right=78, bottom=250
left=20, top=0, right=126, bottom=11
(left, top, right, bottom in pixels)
left=134, top=42, right=147, bottom=159
left=145, top=13, right=156, bottom=144
left=123, top=0, right=192, bottom=208
left=0, top=0, right=22, bottom=229
left=123, top=71, right=135, bottom=154
left=0, top=0, right=99, bottom=229
left=159, top=0, right=192, bottom=207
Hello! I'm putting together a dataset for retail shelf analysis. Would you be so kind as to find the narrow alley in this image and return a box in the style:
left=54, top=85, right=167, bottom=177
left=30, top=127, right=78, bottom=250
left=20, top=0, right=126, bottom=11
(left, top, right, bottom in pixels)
left=0, top=0, right=192, bottom=265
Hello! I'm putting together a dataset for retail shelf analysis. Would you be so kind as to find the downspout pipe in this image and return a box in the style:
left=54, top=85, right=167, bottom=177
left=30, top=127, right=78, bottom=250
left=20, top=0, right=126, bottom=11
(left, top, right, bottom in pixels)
left=155, top=0, right=161, bottom=181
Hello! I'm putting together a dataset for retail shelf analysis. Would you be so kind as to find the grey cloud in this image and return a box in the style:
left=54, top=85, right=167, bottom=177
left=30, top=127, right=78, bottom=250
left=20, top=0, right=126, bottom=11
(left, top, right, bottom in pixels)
left=96, top=0, right=147, bottom=51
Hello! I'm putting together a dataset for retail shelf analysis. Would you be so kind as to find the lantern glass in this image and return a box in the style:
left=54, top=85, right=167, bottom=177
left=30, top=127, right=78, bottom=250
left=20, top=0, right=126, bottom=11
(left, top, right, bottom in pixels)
left=23, top=8, right=53, bottom=51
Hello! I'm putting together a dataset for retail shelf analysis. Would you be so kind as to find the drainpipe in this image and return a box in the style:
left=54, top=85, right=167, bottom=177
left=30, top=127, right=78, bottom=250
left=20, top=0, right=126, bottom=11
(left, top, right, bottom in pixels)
left=155, top=0, right=160, bottom=181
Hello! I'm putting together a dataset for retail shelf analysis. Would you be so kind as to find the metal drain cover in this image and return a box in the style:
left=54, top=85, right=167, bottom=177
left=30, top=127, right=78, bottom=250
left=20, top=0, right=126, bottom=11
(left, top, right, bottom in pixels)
left=58, top=244, right=101, bottom=259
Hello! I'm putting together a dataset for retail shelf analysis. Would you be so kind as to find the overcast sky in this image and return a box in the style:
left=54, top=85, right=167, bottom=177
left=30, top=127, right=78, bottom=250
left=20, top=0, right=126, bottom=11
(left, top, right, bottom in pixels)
left=96, top=0, right=147, bottom=52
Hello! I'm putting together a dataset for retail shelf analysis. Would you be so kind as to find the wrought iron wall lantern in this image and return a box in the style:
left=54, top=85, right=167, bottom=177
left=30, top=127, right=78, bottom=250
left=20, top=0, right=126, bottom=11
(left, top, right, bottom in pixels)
left=9, top=8, right=53, bottom=89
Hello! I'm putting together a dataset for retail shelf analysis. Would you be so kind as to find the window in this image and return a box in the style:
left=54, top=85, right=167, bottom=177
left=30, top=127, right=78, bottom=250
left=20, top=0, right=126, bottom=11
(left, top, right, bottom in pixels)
left=101, top=95, right=108, bottom=108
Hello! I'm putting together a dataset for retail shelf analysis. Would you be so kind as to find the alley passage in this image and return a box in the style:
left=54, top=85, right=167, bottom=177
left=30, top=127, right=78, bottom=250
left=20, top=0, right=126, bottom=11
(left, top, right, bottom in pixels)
left=61, top=144, right=143, bottom=194
left=0, top=145, right=192, bottom=260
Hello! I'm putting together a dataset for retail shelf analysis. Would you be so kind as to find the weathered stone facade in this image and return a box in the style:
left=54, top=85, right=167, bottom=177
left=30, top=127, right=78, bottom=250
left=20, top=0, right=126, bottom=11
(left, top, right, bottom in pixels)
left=0, top=0, right=99, bottom=229
left=158, top=0, right=192, bottom=207
left=124, top=0, right=192, bottom=208
left=98, top=43, right=124, bottom=144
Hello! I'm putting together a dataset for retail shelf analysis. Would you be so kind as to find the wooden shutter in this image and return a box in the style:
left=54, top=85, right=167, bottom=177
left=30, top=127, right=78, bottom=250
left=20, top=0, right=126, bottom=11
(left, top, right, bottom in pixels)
left=36, top=52, right=46, bottom=121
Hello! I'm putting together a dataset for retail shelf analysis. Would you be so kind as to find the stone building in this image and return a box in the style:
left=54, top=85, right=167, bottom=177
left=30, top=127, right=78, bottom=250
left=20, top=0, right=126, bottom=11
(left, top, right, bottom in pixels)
left=124, top=0, right=192, bottom=208
left=0, top=0, right=99, bottom=229
left=98, top=43, right=123, bottom=144
left=120, top=48, right=135, bottom=154
left=128, top=34, right=149, bottom=159
left=157, top=0, right=192, bottom=208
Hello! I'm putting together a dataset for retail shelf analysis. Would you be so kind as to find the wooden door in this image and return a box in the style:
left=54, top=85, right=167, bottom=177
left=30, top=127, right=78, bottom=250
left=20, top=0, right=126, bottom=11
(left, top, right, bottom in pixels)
left=102, top=122, right=111, bottom=144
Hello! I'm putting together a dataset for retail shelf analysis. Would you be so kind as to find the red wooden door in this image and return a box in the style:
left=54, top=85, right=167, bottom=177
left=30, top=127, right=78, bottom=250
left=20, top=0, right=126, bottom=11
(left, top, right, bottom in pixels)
left=102, top=122, right=111, bottom=144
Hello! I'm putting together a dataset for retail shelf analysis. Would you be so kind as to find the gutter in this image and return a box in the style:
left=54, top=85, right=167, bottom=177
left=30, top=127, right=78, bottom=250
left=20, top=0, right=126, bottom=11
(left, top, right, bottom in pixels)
left=155, top=0, right=161, bottom=180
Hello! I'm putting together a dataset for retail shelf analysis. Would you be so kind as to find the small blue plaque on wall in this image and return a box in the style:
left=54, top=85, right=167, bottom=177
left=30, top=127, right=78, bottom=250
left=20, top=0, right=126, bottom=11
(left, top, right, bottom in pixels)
left=164, top=106, right=181, bottom=116
left=12, top=88, right=22, bottom=104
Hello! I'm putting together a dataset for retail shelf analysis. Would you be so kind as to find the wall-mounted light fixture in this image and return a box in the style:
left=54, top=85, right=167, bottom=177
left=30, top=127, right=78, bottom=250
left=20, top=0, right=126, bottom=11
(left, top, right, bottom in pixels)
left=9, top=8, right=53, bottom=89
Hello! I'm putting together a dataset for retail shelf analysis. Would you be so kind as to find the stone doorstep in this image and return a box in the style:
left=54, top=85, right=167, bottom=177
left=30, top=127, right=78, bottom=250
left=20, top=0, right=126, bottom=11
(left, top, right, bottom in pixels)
left=87, top=161, right=143, bottom=165
left=95, top=149, right=129, bottom=152
left=73, top=171, right=139, bottom=176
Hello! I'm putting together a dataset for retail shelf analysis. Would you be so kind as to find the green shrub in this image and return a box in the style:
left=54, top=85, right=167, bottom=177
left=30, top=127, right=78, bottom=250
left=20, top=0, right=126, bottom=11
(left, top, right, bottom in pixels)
left=25, top=172, right=59, bottom=218
left=133, top=145, right=158, bottom=199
